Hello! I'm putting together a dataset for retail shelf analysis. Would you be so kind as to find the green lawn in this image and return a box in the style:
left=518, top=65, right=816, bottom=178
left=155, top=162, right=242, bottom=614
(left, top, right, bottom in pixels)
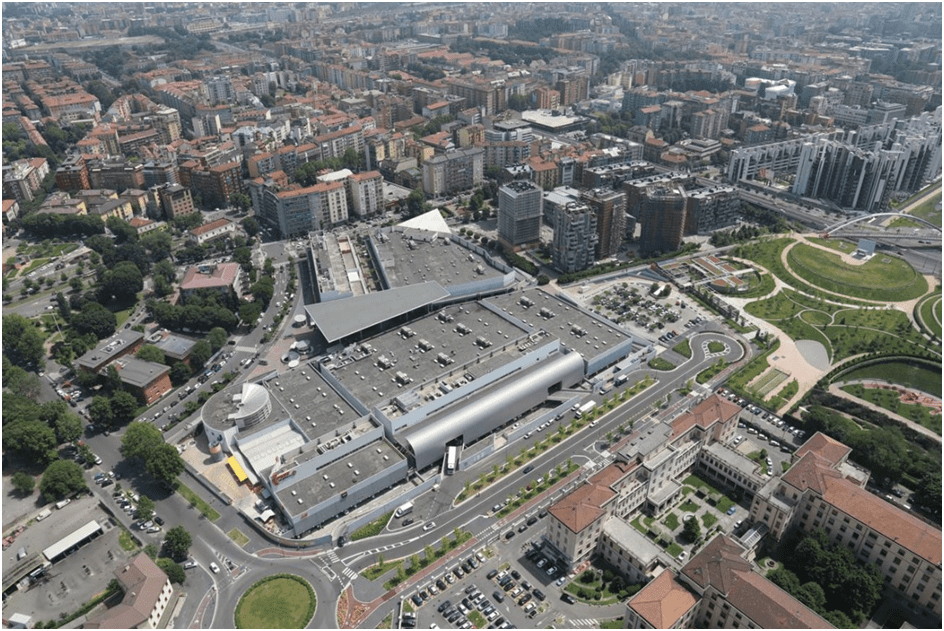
left=906, top=191, right=942, bottom=227
left=468, top=611, right=486, bottom=628
left=173, top=481, right=221, bottom=522
left=787, top=243, right=928, bottom=302
left=350, top=512, right=393, bottom=541
left=673, top=339, right=692, bottom=359
left=696, top=359, right=727, bottom=384
left=362, top=559, right=402, bottom=581
left=118, top=528, right=138, bottom=552
left=735, top=272, right=776, bottom=299
left=679, top=500, right=699, bottom=513
left=648, top=357, right=677, bottom=371
left=715, top=496, right=735, bottom=513
left=841, top=359, right=941, bottom=398
left=227, top=528, right=250, bottom=547
left=666, top=543, right=684, bottom=557
left=707, top=341, right=726, bottom=354
left=663, top=512, right=680, bottom=530
left=726, top=340, right=781, bottom=397
left=916, top=292, right=942, bottom=339
left=235, top=575, right=315, bottom=629
left=702, top=513, right=718, bottom=528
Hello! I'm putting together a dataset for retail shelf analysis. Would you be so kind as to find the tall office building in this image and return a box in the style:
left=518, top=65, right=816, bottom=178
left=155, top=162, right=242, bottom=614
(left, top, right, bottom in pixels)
left=581, top=188, right=626, bottom=259
left=498, top=180, right=543, bottom=246
left=552, top=202, right=598, bottom=274
left=638, top=184, right=687, bottom=256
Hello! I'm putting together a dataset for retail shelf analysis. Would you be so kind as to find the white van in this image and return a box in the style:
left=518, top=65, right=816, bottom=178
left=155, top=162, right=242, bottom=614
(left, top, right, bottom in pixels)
left=36, top=509, right=52, bottom=522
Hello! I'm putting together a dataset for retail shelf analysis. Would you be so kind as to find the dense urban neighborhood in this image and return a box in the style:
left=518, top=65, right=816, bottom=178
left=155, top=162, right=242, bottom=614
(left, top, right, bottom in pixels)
left=1, top=2, right=942, bottom=630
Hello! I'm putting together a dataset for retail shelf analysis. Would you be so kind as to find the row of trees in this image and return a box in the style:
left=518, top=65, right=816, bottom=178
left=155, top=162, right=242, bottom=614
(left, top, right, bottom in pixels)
left=120, top=422, right=185, bottom=486
left=769, top=528, right=884, bottom=626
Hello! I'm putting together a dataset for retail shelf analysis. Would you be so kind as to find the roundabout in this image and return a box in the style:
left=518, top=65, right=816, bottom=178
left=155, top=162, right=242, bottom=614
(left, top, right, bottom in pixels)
left=234, top=574, right=316, bottom=629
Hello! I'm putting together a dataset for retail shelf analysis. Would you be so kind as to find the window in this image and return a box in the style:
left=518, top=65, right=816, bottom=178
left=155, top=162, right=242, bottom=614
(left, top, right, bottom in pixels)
left=893, top=557, right=902, bottom=565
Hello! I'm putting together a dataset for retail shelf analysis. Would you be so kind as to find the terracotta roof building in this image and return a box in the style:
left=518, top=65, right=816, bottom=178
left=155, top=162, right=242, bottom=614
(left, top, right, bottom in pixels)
left=85, top=553, right=174, bottom=629
left=751, top=432, right=942, bottom=618
left=179, top=262, right=243, bottom=302
left=625, top=569, right=699, bottom=629
left=673, top=535, right=834, bottom=629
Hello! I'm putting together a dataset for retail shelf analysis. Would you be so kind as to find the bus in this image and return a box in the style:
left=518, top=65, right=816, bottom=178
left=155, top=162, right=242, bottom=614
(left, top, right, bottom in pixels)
left=445, top=445, right=458, bottom=475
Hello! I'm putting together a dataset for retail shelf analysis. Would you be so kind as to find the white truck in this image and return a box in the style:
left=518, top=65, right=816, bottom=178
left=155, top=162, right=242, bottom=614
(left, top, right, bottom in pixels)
left=394, top=501, right=414, bottom=518
left=574, top=401, right=596, bottom=418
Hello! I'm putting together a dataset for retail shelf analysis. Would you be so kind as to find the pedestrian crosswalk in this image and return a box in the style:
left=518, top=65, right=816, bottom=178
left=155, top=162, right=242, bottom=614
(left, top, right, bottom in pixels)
left=342, top=567, right=359, bottom=580
left=325, top=550, right=340, bottom=563
left=569, top=618, right=598, bottom=627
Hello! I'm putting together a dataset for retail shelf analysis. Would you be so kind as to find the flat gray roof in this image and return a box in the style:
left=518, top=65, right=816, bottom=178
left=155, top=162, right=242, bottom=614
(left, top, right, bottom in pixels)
left=113, top=357, right=169, bottom=387
left=370, top=228, right=507, bottom=290
left=153, top=334, right=197, bottom=360
left=323, top=301, right=533, bottom=416
left=275, top=438, right=406, bottom=515
left=602, top=514, right=663, bottom=566
left=304, top=281, right=450, bottom=342
left=76, top=330, right=144, bottom=371
left=485, top=288, right=634, bottom=356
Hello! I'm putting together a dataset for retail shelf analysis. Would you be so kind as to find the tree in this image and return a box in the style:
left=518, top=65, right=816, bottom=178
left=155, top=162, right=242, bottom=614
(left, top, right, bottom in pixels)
left=100, top=261, right=144, bottom=302
left=110, top=391, right=139, bottom=426
left=240, top=216, right=259, bottom=236
left=11, top=471, right=35, bottom=496
left=52, top=410, right=83, bottom=443
left=121, top=422, right=163, bottom=461
left=145, top=443, right=185, bottom=485
left=72, top=301, right=117, bottom=339
left=407, top=188, right=426, bottom=217
left=4, top=363, right=43, bottom=400
left=88, top=396, right=114, bottom=428
left=143, top=543, right=160, bottom=560
left=170, top=361, right=192, bottom=386
left=795, top=581, right=826, bottom=612
left=233, top=246, right=252, bottom=269
left=106, top=217, right=138, bottom=244
left=163, top=526, right=192, bottom=561
left=135, top=495, right=155, bottom=520
left=913, top=470, right=941, bottom=521
left=537, top=274, right=550, bottom=286
left=39, top=459, right=86, bottom=500
left=190, top=339, right=212, bottom=370
left=3, top=314, right=45, bottom=368
left=3, top=419, right=57, bottom=464
left=230, top=192, right=251, bottom=212
left=136, top=344, right=166, bottom=364
left=682, top=515, right=701, bottom=542
left=207, top=327, right=228, bottom=353
left=156, top=557, right=186, bottom=584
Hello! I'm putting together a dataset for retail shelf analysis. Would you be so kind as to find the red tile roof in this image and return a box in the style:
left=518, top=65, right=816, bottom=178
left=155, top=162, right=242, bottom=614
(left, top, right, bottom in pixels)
left=671, top=394, right=740, bottom=439
left=682, top=535, right=833, bottom=628
left=628, top=570, right=698, bottom=628
left=190, top=218, right=232, bottom=236
left=784, top=453, right=942, bottom=565
left=85, top=553, right=169, bottom=629
left=793, top=431, right=851, bottom=466
left=180, top=262, right=239, bottom=291
left=548, top=460, right=636, bottom=534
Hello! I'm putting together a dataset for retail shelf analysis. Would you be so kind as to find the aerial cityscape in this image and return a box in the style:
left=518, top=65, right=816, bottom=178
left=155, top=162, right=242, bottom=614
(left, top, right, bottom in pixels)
left=1, top=2, right=942, bottom=629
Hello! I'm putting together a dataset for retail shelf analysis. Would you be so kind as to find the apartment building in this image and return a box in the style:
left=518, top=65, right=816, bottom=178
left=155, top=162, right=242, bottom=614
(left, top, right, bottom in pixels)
left=85, top=554, right=174, bottom=629
left=421, top=147, right=484, bottom=197
left=87, top=157, right=145, bottom=192
left=683, top=186, right=741, bottom=235
left=157, top=184, right=196, bottom=220
left=581, top=188, right=626, bottom=260
left=497, top=180, right=543, bottom=247
left=254, top=179, right=349, bottom=238
left=551, top=201, right=598, bottom=274
left=55, top=154, right=91, bottom=192
left=2, top=158, right=49, bottom=203
left=637, top=184, right=687, bottom=256
left=347, top=170, right=384, bottom=217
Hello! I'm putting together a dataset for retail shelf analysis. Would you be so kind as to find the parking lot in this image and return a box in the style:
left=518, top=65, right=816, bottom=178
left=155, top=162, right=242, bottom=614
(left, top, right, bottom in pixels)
left=401, top=509, right=614, bottom=630
left=2, top=496, right=135, bottom=624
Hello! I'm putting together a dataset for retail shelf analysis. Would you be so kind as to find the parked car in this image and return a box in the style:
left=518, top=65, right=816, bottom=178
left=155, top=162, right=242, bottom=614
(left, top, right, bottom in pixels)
left=209, top=562, right=220, bottom=574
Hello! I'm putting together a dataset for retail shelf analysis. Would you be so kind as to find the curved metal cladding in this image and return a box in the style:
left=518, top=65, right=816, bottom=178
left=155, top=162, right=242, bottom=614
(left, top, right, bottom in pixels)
left=402, top=351, right=585, bottom=470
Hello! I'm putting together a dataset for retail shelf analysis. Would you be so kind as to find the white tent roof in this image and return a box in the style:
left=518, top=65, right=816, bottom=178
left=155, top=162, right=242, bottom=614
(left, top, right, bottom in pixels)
left=397, top=208, right=451, bottom=235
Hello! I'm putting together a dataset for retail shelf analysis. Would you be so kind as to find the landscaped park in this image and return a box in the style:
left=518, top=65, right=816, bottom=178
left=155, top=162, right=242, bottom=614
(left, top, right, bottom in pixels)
left=725, top=234, right=941, bottom=437
left=234, top=574, right=316, bottom=629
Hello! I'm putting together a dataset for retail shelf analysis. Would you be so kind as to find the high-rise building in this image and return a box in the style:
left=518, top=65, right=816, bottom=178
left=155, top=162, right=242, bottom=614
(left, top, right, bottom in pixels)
left=638, top=184, right=687, bottom=256
left=581, top=188, right=626, bottom=259
left=552, top=202, right=598, bottom=274
left=498, top=180, right=543, bottom=247
left=157, top=184, right=195, bottom=220
left=684, top=186, right=741, bottom=235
